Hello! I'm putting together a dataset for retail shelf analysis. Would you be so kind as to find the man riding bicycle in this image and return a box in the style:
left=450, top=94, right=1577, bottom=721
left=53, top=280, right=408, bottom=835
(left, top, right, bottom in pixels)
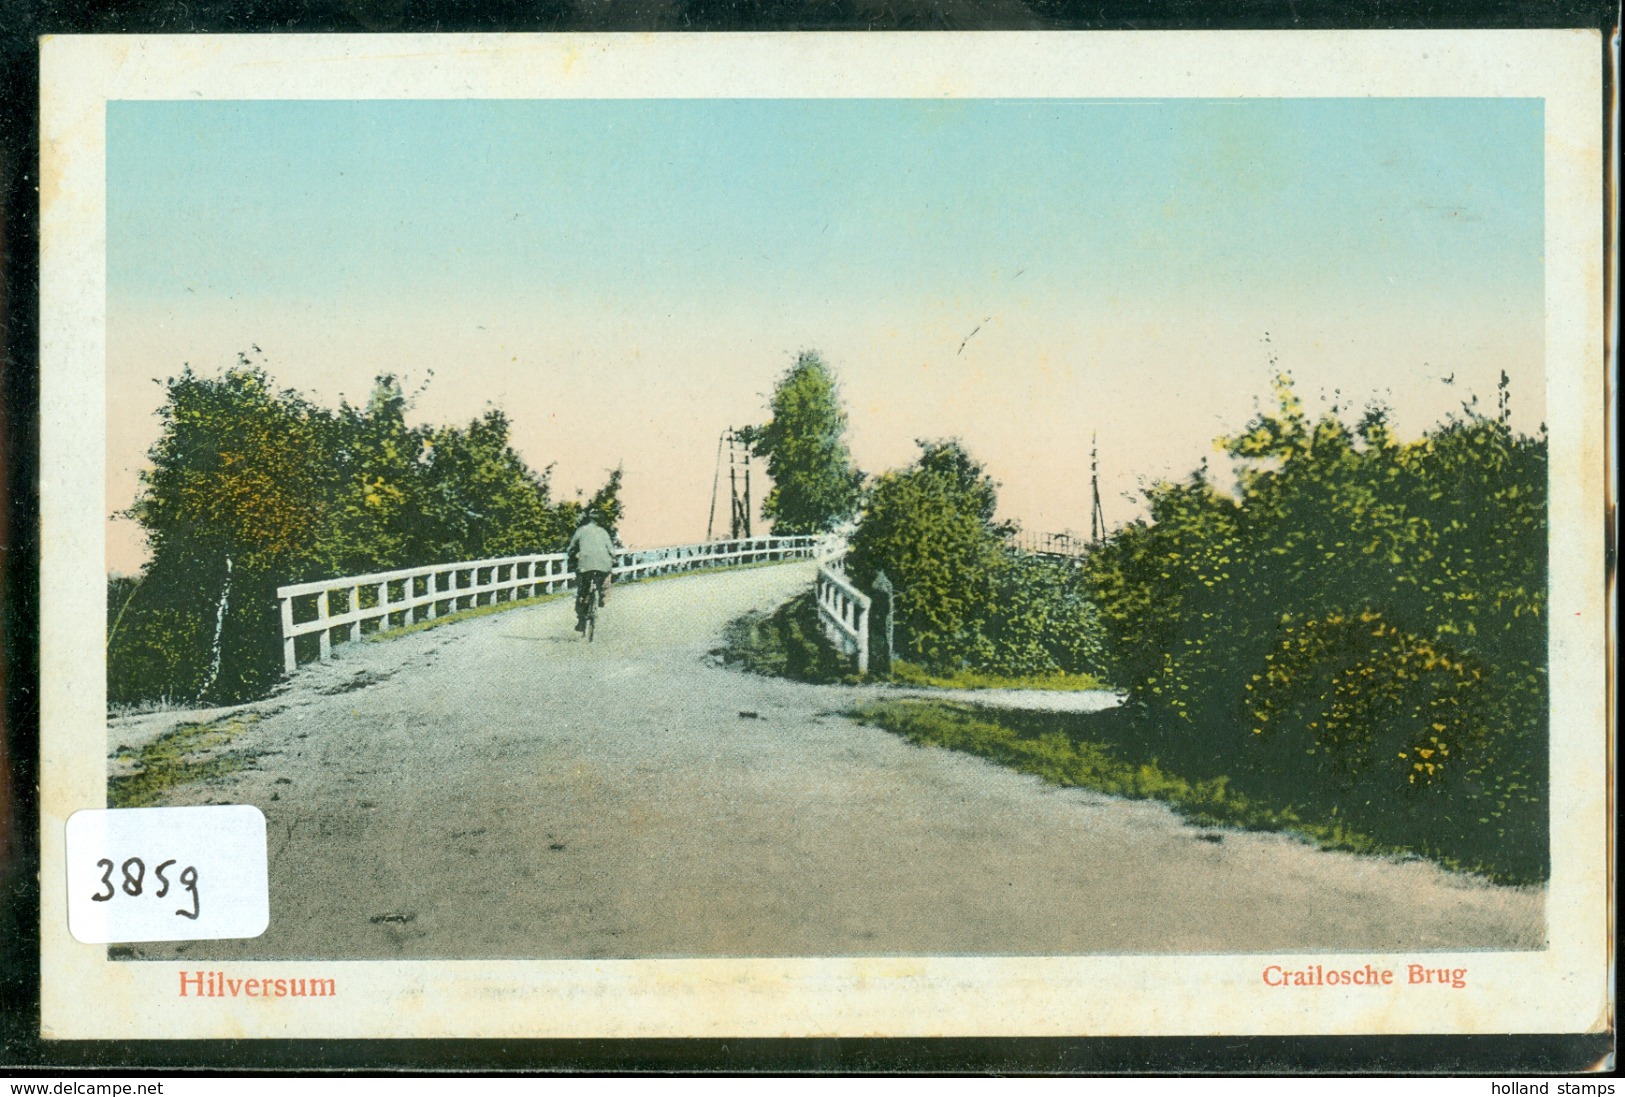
left=566, top=510, right=616, bottom=634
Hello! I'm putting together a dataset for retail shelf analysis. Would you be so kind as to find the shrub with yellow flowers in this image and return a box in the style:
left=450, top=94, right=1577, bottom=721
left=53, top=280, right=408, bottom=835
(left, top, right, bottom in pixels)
left=1083, top=371, right=1548, bottom=881
left=1246, top=610, right=1488, bottom=792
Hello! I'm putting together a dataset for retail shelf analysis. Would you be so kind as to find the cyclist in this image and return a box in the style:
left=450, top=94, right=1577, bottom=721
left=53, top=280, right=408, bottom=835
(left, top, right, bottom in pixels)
left=567, top=510, right=616, bottom=633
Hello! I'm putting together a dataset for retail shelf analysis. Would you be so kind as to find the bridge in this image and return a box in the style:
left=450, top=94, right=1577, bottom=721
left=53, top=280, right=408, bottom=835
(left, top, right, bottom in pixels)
left=104, top=548, right=1542, bottom=962
left=278, top=533, right=878, bottom=677
left=276, top=534, right=836, bottom=672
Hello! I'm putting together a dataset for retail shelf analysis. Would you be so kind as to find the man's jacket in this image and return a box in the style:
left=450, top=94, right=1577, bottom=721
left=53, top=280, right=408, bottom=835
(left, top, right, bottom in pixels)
left=567, top=522, right=617, bottom=574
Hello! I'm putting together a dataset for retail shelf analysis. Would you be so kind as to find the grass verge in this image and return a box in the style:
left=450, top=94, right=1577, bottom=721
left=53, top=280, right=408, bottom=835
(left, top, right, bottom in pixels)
left=109, top=713, right=263, bottom=808
left=846, top=700, right=1533, bottom=883
left=888, top=661, right=1111, bottom=692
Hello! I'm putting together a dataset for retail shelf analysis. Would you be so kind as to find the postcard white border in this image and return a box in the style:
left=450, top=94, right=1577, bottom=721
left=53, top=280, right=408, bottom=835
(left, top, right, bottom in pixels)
left=39, top=31, right=1609, bottom=1039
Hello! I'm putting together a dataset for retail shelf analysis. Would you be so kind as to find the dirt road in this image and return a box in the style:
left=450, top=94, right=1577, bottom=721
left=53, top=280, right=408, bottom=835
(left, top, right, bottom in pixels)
left=113, top=561, right=1542, bottom=959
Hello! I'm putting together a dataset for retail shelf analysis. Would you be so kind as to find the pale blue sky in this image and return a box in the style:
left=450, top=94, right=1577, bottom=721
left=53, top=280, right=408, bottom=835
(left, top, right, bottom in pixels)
left=109, top=98, right=1542, bottom=314
left=106, top=98, right=1546, bottom=569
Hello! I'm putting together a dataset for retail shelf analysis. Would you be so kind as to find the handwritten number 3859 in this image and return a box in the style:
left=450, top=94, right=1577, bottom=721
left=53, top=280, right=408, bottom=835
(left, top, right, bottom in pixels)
left=91, top=857, right=200, bottom=919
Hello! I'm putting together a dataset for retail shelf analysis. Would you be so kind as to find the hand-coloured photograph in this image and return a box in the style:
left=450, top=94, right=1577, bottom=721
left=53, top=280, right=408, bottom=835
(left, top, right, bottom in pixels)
left=37, top=32, right=1609, bottom=1042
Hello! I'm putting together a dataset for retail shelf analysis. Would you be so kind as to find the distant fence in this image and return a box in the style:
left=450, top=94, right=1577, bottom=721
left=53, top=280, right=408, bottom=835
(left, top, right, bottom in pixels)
left=1010, top=530, right=1090, bottom=560
left=277, top=535, right=823, bottom=673
left=814, top=556, right=871, bottom=675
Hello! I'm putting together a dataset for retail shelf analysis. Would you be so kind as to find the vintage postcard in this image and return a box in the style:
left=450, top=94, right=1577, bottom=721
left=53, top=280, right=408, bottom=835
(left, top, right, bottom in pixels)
left=36, top=31, right=1608, bottom=1041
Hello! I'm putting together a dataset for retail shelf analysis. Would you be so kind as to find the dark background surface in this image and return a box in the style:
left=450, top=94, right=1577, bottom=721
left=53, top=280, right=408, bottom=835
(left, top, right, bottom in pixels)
left=4, top=0, right=1622, bottom=31
left=1, top=0, right=1616, bottom=1074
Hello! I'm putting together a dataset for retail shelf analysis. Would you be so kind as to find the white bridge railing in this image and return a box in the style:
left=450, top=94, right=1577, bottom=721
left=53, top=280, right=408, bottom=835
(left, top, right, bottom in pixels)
left=277, top=535, right=823, bottom=673
left=815, top=559, right=871, bottom=675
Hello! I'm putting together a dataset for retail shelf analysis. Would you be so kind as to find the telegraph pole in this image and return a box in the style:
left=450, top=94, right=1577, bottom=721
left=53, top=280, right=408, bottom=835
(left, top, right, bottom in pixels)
left=707, top=430, right=726, bottom=540
left=1089, top=433, right=1106, bottom=544
left=712, top=428, right=754, bottom=540
left=727, top=431, right=740, bottom=538
left=739, top=443, right=753, bottom=538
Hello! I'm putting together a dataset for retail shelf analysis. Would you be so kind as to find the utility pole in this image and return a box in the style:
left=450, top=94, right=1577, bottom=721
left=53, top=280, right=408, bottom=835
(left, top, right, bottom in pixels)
left=1089, top=433, right=1106, bottom=544
left=739, top=442, right=753, bottom=539
left=713, top=427, right=754, bottom=540
left=727, top=430, right=740, bottom=538
left=707, top=430, right=726, bottom=540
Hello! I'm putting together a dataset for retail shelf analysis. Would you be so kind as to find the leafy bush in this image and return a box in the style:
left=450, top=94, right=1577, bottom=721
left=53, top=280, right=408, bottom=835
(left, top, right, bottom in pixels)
left=982, top=556, right=1109, bottom=679
left=110, top=358, right=619, bottom=707
left=107, top=555, right=285, bottom=708
left=846, top=439, right=1110, bottom=681
left=1248, top=611, right=1488, bottom=790
left=1082, top=372, right=1548, bottom=880
left=846, top=440, right=1006, bottom=669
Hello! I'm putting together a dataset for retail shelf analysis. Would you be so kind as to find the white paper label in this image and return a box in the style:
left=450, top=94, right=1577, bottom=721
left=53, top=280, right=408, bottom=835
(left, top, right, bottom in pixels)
left=65, top=806, right=269, bottom=943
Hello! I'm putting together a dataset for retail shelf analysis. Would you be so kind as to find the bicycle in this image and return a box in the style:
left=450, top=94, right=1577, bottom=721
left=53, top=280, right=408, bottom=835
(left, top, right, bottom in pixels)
left=575, top=570, right=608, bottom=642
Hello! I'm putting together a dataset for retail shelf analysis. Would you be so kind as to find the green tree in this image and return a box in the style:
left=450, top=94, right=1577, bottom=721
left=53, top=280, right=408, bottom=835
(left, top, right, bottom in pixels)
left=131, top=364, right=333, bottom=575
left=586, top=465, right=625, bottom=540
left=552, top=465, right=626, bottom=549
left=751, top=351, right=864, bottom=534
left=310, top=375, right=431, bottom=576
left=846, top=440, right=1009, bottom=670
left=111, top=359, right=604, bottom=706
left=115, top=364, right=336, bottom=704
left=418, top=409, right=564, bottom=560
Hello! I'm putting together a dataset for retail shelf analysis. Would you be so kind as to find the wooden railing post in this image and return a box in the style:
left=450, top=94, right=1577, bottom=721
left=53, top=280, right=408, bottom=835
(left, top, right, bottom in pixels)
left=279, top=595, right=296, bottom=674
left=812, top=560, right=869, bottom=676
left=316, top=588, right=332, bottom=661
left=855, top=600, right=870, bottom=674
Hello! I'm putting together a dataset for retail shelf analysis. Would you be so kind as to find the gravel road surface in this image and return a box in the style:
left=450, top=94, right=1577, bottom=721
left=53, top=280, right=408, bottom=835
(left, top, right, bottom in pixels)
left=112, top=561, right=1543, bottom=959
